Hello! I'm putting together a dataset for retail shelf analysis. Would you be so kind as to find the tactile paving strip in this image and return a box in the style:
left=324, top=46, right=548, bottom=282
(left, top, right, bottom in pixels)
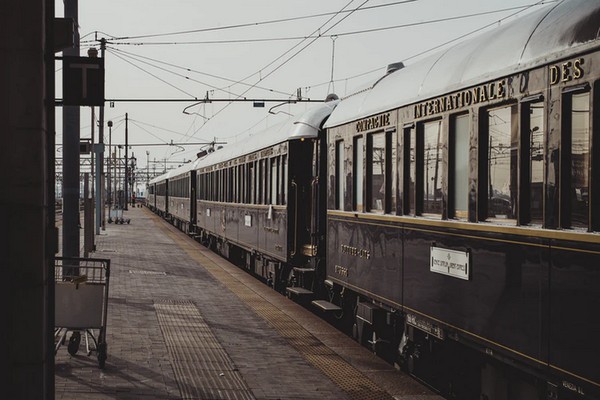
left=155, top=300, right=255, bottom=400
left=158, top=223, right=394, bottom=400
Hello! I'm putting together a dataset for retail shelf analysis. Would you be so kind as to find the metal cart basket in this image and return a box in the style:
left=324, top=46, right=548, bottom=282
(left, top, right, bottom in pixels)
left=54, top=256, right=111, bottom=368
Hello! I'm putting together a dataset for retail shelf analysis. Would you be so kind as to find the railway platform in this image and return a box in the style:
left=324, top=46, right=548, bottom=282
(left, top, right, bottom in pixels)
left=55, top=206, right=440, bottom=400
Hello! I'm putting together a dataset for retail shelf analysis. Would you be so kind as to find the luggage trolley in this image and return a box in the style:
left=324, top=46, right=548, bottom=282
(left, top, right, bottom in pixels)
left=54, top=256, right=111, bottom=368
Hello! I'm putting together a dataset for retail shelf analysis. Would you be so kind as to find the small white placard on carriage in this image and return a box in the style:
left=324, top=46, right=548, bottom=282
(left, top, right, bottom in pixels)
left=430, top=246, right=470, bottom=280
left=245, top=215, right=252, bottom=227
left=206, top=208, right=211, bottom=217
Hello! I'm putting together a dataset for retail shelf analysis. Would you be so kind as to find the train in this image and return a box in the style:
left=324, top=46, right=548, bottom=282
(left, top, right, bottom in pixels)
left=147, top=1, right=600, bottom=399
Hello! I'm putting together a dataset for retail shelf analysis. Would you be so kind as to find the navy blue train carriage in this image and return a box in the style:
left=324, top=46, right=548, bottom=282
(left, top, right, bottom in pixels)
left=324, top=1, right=600, bottom=399
left=148, top=1, right=600, bottom=398
left=149, top=99, right=338, bottom=291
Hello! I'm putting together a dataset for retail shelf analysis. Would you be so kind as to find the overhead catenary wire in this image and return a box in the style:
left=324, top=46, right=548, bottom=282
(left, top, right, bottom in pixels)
left=185, top=0, right=371, bottom=140
left=105, top=3, right=554, bottom=47
left=106, top=46, right=244, bottom=98
left=107, top=47, right=291, bottom=97
left=107, top=49, right=197, bottom=98
left=83, top=0, right=417, bottom=42
left=304, top=0, right=554, bottom=95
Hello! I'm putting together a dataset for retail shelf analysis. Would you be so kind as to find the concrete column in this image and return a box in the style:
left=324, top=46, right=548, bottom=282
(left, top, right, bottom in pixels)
left=0, top=0, right=55, bottom=398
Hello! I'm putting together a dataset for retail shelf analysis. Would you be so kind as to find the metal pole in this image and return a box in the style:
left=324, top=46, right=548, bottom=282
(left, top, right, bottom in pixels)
left=108, top=121, right=112, bottom=214
left=62, top=0, right=80, bottom=258
left=97, top=38, right=106, bottom=232
left=124, top=113, right=128, bottom=210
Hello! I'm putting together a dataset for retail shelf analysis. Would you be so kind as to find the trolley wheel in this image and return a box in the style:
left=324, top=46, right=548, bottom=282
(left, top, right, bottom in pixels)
left=97, top=342, right=107, bottom=369
left=67, top=331, right=81, bottom=355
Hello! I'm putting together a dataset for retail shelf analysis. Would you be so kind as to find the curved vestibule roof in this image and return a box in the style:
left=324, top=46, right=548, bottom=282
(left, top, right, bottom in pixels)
left=325, top=0, right=600, bottom=128
left=149, top=100, right=338, bottom=184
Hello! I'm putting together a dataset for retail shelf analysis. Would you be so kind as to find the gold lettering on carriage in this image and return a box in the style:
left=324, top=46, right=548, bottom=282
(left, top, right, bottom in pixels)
left=414, top=79, right=506, bottom=118
left=356, top=112, right=391, bottom=133
left=550, top=57, right=584, bottom=85
left=334, top=265, right=349, bottom=277
left=340, top=244, right=371, bottom=259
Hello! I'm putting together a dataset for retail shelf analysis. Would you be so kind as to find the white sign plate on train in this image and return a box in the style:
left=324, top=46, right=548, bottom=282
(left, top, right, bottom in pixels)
left=430, top=246, right=470, bottom=280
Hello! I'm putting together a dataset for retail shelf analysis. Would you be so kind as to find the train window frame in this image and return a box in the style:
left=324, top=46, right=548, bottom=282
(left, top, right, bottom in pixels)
left=353, top=135, right=364, bottom=212
left=560, top=85, right=592, bottom=231
left=271, top=157, right=278, bottom=205
left=449, top=113, right=469, bottom=220
left=519, top=97, right=545, bottom=226
left=248, top=162, right=255, bottom=204
left=282, top=154, right=288, bottom=205
left=336, top=139, right=345, bottom=211
left=419, top=119, right=444, bottom=218
left=478, top=102, right=518, bottom=224
left=402, top=124, right=415, bottom=215
left=366, top=131, right=386, bottom=213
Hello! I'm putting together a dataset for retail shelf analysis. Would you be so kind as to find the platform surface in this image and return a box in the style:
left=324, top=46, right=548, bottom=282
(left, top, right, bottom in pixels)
left=55, top=207, right=441, bottom=400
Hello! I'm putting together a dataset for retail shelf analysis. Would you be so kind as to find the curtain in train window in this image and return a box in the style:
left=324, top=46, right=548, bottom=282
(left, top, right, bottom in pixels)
left=487, top=105, right=517, bottom=221
left=570, top=92, right=590, bottom=229
left=336, top=140, right=345, bottom=210
left=354, top=136, right=364, bottom=212
left=423, top=120, right=443, bottom=215
left=368, top=132, right=385, bottom=212
left=451, top=114, right=469, bottom=219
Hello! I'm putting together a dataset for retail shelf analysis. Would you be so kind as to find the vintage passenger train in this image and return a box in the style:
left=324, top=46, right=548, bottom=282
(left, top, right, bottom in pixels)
left=147, top=1, right=600, bottom=398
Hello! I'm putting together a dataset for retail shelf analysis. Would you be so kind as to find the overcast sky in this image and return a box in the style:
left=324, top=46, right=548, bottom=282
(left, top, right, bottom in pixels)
left=56, top=0, right=552, bottom=172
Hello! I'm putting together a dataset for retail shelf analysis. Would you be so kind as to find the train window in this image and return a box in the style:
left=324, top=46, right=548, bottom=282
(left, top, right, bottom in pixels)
left=519, top=101, right=545, bottom=225
left=282, top=155, right=287, bottom=205
left=228, top=167, right=233, bottom=202
left=249, top=162, right=255, bottom=204
left=259, top=159, right=265, bottom=204
left=265, top=159, right=271, bottom=205
left=367, top=132, right=385, bottom=212
left=271, top=158, right=278, bottom=205
left=354, top=136, right=363, bottom=212
left=450, top=114, right=469, bottom=219
left=422, top=120, right=443, bottom=216
left=336, top=140, right=345, bottom=210
left=485, top=104, right=518, bottom=222
left=563, top=91, right=590, bottom=229
left=241, top=165, right=245, bottom=203
left=401, top=126, right=416, bottom=215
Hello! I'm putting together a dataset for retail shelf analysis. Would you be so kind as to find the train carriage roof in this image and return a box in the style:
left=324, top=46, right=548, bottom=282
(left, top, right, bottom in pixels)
left=148, top=159, right=196, bottom=185
left=148, top=100, right=338, bottom=184
left=325, top=0, right=600, bottom=128
left=190, top=100, right=338, bottom=170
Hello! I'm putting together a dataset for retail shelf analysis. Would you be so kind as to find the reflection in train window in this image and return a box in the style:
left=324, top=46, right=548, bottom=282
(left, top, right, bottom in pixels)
left=486, top=105, right=517, bottom=222
left=569, top=92, right=590, bottom=229
left=354, top=136, right=363, bottom=212
left=368, top=133, right=385, bottom=212
left=422, top=120, right=443, bottom=216
left=336, top=140, right=345, bottom=210
left=402, top=126, right=415, bottom=215
left=451, top=114, right=469, bottom=219
left=529, top=103, right=545, bottom=224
